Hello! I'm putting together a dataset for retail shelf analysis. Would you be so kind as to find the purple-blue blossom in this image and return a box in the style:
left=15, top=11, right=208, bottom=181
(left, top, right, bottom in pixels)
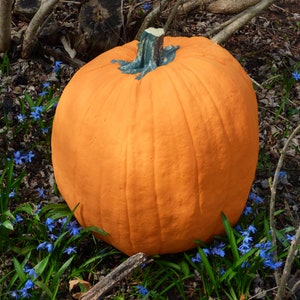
left=292, top=69, right=300, bottom=81
left=136, top=285, right=149, bottom=296
left=63, top=246, right=77, bottom=255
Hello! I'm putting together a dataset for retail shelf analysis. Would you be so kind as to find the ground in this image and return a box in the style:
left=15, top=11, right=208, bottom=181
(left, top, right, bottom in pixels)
left=0, top=0, right=299, bottom=298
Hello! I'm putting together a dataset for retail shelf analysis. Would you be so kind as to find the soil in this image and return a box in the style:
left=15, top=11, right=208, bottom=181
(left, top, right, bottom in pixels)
left=0, top=0, right=299, bottom=299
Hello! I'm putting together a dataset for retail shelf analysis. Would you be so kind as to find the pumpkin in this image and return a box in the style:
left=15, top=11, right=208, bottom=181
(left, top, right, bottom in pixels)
left=51, top=28, right=259, bottom=256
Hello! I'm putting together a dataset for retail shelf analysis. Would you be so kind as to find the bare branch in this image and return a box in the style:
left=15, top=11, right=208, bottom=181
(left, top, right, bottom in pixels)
left=211, top=0, right=276, bottom=44
left=0, top=0, right=12, bottom=52
left=269, top=124, right=300, bottom=287
left=135, top=0, right=169, bottom=40
left=21, top=0, right=59, bottom=58
left=79, top=252, right=148, bottom=300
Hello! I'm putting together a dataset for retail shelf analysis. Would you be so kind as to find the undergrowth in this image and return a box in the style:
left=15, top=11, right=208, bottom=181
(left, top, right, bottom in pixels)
left=0, top=53, right=299, bottom=300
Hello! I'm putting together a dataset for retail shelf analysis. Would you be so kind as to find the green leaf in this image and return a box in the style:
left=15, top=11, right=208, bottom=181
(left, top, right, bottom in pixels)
left=34, top=280, right=53, bottom=298
left=2, top=220, right=14, bottom=230
left=179, top=260, right=190, bottom=277
left=84, top=226, right=108, bottom=236
left=13, top=257, right=27, bottom=282
left=50, top=256, right=74, bottom=296
left=222, top=212, right=239, bottom=261
left=35, top=256, right=50, bottom=276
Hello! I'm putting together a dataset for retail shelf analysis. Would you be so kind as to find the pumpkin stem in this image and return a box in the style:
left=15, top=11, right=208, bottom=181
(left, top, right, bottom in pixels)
left=112, top=27, right=179, bottom=80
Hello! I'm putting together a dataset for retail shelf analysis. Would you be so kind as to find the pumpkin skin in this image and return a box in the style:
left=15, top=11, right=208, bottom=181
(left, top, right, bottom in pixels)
left=51, top=34, right=259, bottom=256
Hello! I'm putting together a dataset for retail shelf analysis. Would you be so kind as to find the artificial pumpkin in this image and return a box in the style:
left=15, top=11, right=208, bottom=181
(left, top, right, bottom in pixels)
left=51, top=28, right=259, bottom=256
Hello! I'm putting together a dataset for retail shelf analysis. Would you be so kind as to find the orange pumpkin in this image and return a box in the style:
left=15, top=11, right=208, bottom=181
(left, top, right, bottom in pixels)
left=51, top=28, right=259, bottom=256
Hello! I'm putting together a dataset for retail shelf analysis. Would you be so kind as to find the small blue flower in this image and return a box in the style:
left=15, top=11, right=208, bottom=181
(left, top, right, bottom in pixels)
left=292, top=69, right=300, bottom=81
left=66, top=220, right=82, bottom=236
left=48, top=233, right=58, bottom=241
left=263, top=259, right=282, bottom=270
left=43, top=82, right=50, bottom=88
left=24, top=151, right=35, bottom=163
left=142, top=2, right=151, bottom=11
left=247, top=224, right=257, bottom=234
left=14, top=151, right=23, bottom=165
left=286, top=233, right=295, bottom=242
left=41, top=127, right=49, bottom=134
left=248, top=192, right=263, bottom=204
left=238, top=243, right=251, bottom=255
left=39, top=90, right=48, bottom=97
left=63, top=246, right=77, bottom=255
left=136, top=285, right=149, bottom=296
left=16, top=113, right=26, bottom=123
left=45, top=217, right=55, bottom=232
left=243, top=205, right=252, bottom=216
left=15, top=214, right=24, bottom=223
left=210, top=242, right=225, bottom=257
left=37, top=241, right=53, bottom=252
left=9, top=290, right=20, bottom=299
left=24, top=264, right=37, bottom=279
left=9, top=189, right=16, bottom=198
left=191, top=252, right=201, bottom=263
left=36, top=188, right=46, bottom=198
left=54, top=61, right=62, bottom=73
left=30, top=106, right=43, bottom=120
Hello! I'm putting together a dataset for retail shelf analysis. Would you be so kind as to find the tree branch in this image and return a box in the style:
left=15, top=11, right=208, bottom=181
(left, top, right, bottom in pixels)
left=211, top=0, right=276, bottom=44
left=79, top=252, right=148, bottom=300
left=0, top=0, right=12, bottom=52
left=21, top=0, right=59, bottom=58
left=269, top=124, right=300, bottom=288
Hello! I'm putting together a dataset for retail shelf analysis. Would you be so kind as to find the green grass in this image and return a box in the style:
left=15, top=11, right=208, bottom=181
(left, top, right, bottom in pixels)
left=0, top=55, right=300, bottom=299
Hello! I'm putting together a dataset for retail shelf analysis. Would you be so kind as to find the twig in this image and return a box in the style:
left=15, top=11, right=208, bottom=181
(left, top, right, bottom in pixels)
left=163, top=0, right=184, bottom=33
left=135, top=0, right=169, bottom=40
left=79, top=252, right=148, bottom=300
left=269, top=124, right=300, bottom=287
left=211, top=0, right=276, bottom=44
left=275, top=224, right=300, bottom=300
left=21, top=0, right=59, bottom=58
left=0, top=0, right=12, bottom=52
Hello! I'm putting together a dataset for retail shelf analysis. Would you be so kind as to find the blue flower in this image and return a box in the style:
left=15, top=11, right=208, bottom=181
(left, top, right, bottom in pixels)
left=210, top=242, right=225, bottom=257
left=30, top=106, right=43, bottom=120
left=286, top=233, right=295, bottom=242
left=54, top=61, right=62, bottom=73
left=9, top=290, right=20, bottom=299
left=66, top=220, right=82, bottom=236
left=136, top=285, right=149, bottom=296
left=36, top=188, right=45, bottom=198
left=263, top=259, right=282, bottom=270
left=242, top=205, right=252, bottom=216
left=247, top=224, right=257, bottom=234
left=292, top=69, right=300, bottom=81
left=39, top=90, right=48, bottom=97
left=142, top=2, right=151, bottom=11
left=24, top=151, right=35, bottom=163
left=63, top=246, right=77, bottom=255
left=191, top=252, right=201, bottom=263
left=16, top=113, right=26, bottom=123
left=248, top=192, right=264, bottom=204
left=43, top=82, right=50, bottom=88
left=14, top=151, right=24, bottom=165
left=24, top=264, right=37, bottom=279
left=37, top=241, right=53, bottom=252
left=41, top=127, right=49, bottom=134
left=45, top=217, right=55, bottom=232
left=48, top=233, right=58, bottom=241
left=9, top=189, right=16, bottom=198
left=15, top=214, right=24, bottom=223
left=19, top=279, right=34, bottom=298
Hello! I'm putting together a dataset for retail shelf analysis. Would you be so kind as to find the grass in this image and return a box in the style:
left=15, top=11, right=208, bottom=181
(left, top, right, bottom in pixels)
left=0, top=54, right=300, bottom=299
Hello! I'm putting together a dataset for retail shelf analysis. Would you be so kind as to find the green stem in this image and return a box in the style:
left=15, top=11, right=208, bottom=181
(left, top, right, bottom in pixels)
left=112, top=27, right=179, bottom=80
